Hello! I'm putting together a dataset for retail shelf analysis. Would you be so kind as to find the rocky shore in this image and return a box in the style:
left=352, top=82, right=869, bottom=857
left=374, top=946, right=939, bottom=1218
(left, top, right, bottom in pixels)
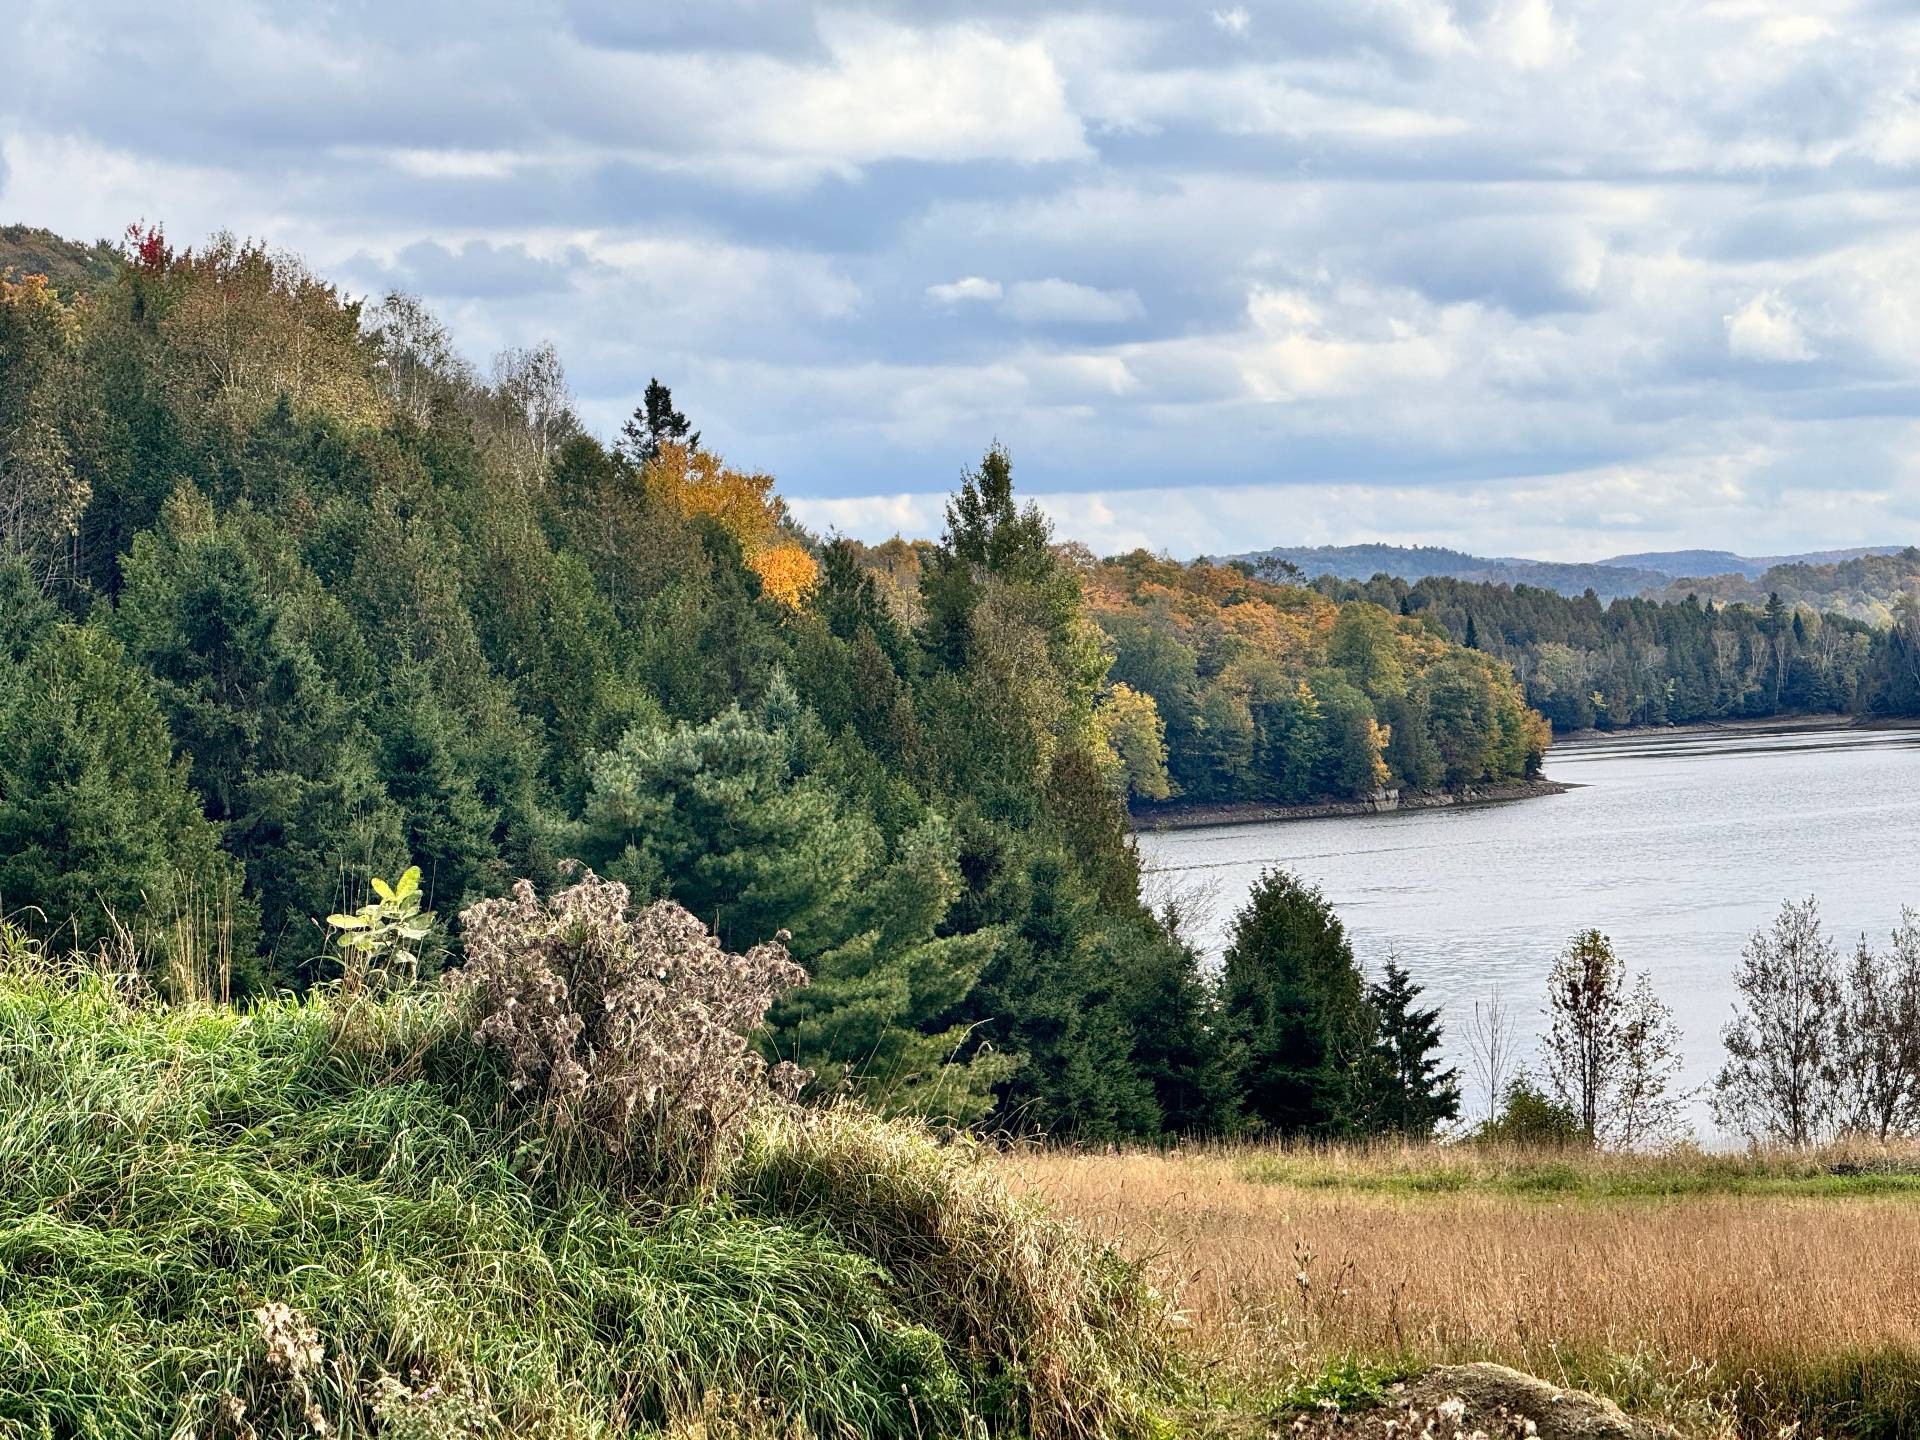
left=1129, top=777, right=1574, bottom=832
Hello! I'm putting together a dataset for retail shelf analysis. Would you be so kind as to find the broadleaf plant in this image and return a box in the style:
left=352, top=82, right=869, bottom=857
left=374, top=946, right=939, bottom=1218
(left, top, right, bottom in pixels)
left=326, top=865, right=434, bottom=993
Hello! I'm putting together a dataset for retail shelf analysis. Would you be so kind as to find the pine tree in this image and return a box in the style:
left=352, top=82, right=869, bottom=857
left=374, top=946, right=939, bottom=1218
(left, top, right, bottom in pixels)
left=768, top=816, right=1013, bottom=1124
left=1362, top=958, right=1460, bottom=1135
left=580, top=700, right=874, bottom=954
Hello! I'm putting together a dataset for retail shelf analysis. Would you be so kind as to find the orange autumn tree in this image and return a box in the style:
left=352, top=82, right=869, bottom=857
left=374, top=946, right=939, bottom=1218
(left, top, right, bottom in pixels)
left=641, top=440, right=818, bottom=606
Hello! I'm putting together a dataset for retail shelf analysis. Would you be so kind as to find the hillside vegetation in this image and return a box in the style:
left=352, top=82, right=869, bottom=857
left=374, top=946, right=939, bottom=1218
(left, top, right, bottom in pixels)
left=1084, top=552, right=1548, bottom=807
left=0, top=226, right=1549, bottom=1140
left=0, top=953, right=1172, bottom=1438
left=1655, top=546, right=1920, bottom=625
left=1317, top=573, right=1920, bottom=730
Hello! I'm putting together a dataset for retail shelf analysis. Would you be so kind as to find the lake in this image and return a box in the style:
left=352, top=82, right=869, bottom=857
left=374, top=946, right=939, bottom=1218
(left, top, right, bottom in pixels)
left=1135, top=723, right=1920, bottom=1136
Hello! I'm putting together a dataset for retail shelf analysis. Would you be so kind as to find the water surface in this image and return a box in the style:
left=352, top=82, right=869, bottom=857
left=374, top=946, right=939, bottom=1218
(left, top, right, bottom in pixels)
left=1137, top=724, right=1920, bottom=1133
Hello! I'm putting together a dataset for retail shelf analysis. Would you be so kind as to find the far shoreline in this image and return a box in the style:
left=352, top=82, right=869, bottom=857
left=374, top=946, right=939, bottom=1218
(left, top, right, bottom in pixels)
left=1129, top=777, right=1575, bottom=833
left=1131, top=713, right=1920, bottom=833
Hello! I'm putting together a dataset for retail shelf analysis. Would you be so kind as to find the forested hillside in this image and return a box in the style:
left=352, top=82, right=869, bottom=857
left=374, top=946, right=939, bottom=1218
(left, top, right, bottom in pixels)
left=1, top=229, right=1246, bottom=1140
left=0, top=227, right=1545, bottom=1141
left=1316, top=573, right=1920, bottom=731
left=1653, top=547, right=1920, bottom=625
left=1082, top=552, right=1549, bottom=805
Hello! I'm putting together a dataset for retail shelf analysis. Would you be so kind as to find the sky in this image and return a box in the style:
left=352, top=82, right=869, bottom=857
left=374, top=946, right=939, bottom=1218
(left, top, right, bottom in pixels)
left=6, top=1, right=1920, bottom=561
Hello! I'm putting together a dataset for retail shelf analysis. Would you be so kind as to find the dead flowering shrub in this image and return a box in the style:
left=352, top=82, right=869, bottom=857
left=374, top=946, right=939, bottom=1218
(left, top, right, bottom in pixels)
left=453, top=868, right=810, bottom=1194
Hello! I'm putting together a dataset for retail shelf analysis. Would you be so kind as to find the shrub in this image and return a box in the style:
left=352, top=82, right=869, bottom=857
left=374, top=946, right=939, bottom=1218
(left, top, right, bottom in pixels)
left=453, top=868, right=809, bottom=1195
left=325, top=865, right=435, bottom=994
left=1478, top=1076, right=1585, bottom=1147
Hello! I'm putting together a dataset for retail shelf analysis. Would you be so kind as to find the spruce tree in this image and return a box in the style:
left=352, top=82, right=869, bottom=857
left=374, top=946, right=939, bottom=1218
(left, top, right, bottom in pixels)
left=617, top=377, right=698, bottom=464
left=768, top=816, right=1013, bottom=1124
left=1362, top=958, right=1460, bottom=1135
left=1219, top=869, right=1372, bottom=1135
left=0, top=623, right=255, bottom=964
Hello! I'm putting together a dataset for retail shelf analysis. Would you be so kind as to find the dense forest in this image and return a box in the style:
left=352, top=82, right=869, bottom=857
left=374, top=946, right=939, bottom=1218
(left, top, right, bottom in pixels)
left=1314, top=573, right=1920, bottom=731
left=0, top=226, right=1498, bottom=1143
left=1082, top=552, right=1549, bottom=806
left=1651, top=547, right=1920, bottom=625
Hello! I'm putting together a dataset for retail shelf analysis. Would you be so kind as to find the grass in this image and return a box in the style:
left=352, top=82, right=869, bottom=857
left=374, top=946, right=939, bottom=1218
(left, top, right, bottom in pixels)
left=1228, top=1135, right=1920, bottom=1200
left=0, top=968, right=1174, bottom=1439
left=1008, top=1140, right=1920, bottom=1439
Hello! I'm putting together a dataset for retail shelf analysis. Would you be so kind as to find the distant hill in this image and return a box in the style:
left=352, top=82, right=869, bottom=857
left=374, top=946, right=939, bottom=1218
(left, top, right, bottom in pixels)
left=0, top=223, right=122, bottom=296
left=1600, top=546, right=1910, bottom=581
left=1228, top=544, right=1675, bottom=601
left=1656, top=547, right=1920, bottom=624
left=1229, top=542, right=1915, bottom=606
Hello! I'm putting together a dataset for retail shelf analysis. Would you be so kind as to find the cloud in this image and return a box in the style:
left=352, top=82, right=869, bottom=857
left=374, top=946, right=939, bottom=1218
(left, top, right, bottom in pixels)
left=1211, top=8, right=1251, bottom=38
left=927, top=276, right=1003, bottom=304
left=7, top=0, right=1920, bottom=558
left=1725, top=291, right=1816, bottom=362
left=1001, top=278, right=1144, bottom=325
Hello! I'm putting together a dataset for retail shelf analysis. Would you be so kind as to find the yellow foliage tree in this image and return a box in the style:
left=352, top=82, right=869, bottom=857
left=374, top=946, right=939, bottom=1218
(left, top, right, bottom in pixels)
left=750, top=542, right=820, bottom=608
left=1093, top=682, right=1172, bottom=801
left=640, top=441, right=780, bottom=553
left=643, top=440, right=822, bottom=608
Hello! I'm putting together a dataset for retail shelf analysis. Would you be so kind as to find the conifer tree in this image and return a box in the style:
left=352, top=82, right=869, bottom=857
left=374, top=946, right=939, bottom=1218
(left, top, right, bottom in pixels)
left=0, top=623, right=255, bottom=963
left=1219, top=869, right=1372, bottom=1135
left=617, top=377, right=698, bottom=465
left=1362, top=958, right=1460, bottom=1135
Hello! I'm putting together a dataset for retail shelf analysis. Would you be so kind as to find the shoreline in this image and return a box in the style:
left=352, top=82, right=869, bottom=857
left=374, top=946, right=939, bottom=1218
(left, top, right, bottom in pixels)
left=1552, top=713, right=1908, bottom=744
left=1129, top=777, right=1574, bottom=832
left=1129, top=715, right=1917, bottom=833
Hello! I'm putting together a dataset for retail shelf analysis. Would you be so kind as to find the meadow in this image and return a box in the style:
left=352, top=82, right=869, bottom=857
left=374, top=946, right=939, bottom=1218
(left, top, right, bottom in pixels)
left=1010, top=1140, right=1920, bottom=1439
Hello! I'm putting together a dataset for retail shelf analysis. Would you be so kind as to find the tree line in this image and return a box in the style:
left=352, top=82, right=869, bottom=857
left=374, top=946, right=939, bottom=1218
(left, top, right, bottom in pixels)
left=1314, top=572, right=1920, bottom=730
left=1081, top=551, right=1551, bottom=807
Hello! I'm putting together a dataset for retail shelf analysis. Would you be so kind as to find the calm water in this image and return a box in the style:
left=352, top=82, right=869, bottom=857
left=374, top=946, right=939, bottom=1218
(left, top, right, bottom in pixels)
left=1137, top=725, right=1920, bottom=1133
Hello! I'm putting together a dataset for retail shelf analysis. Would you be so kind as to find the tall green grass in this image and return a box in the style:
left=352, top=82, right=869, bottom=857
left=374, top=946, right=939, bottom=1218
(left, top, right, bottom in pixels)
left=0, top=971, right=1172, bottom=1439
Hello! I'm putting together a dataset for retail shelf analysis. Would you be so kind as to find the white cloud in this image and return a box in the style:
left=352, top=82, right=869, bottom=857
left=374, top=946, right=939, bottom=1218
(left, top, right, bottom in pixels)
left=1481, top=0, right=1576, bottom=71
left=1000, top=278, right=1144, bottom=325
left=1724, top=291, right=1816, bottom=362
left=927, top=276, right=1003, bottom=304
left=1211, top=7, right=1251, bottom=38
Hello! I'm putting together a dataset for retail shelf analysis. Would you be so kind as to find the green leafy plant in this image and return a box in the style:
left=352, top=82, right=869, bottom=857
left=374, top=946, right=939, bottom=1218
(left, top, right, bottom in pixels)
left=326, top=866, right=434, bottom=993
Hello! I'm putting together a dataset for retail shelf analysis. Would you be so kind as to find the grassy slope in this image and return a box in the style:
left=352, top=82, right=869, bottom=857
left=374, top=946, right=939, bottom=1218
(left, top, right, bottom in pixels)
left=1013, top=1142, right=1920, bottom=1440
left=0, top=973, right=1171, bottom=1440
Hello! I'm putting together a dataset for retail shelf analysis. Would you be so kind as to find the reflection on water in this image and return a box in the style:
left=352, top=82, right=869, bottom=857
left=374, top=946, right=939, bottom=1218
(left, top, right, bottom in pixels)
left=1137, top=724, right=1920, bottom=1135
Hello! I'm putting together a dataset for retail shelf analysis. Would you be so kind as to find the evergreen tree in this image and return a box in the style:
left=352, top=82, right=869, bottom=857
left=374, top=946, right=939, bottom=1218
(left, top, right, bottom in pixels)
left=1361, top=958, right=1460, bottom=1135
left=110, top=494, right=403, bottom=963
left=580, top=699, right=874, bottom=954
left=768, top=817, right=1013, bottom=1124
left=617, top=377, right=698, bottom=465
left=0, top=623, right=255, bottom=965
left=1219, top=869, right=1372, bottom=1135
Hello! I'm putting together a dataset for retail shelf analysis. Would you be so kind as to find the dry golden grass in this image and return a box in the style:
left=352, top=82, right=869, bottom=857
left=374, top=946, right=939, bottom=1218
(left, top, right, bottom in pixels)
left=1006, top=1141, right=1920, bottom=1436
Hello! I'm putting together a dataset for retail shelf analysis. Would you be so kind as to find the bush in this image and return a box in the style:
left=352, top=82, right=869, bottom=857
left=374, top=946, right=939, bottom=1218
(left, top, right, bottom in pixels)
left=1477, top=1076, right=1586, bottom=1147
left=453, top=868, right=808, bottom=1195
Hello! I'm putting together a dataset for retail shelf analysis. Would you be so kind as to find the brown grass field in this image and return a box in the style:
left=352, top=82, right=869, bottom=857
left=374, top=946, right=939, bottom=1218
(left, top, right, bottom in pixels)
left=1006, top=1140, right=1920, bottom=1437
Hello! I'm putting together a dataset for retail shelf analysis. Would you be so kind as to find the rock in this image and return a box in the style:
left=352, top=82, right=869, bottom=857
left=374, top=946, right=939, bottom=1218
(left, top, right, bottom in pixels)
left=1256, top=1363, right=1680, bottom=1440
left=1403, top=1364, right=1677, bottom=1440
